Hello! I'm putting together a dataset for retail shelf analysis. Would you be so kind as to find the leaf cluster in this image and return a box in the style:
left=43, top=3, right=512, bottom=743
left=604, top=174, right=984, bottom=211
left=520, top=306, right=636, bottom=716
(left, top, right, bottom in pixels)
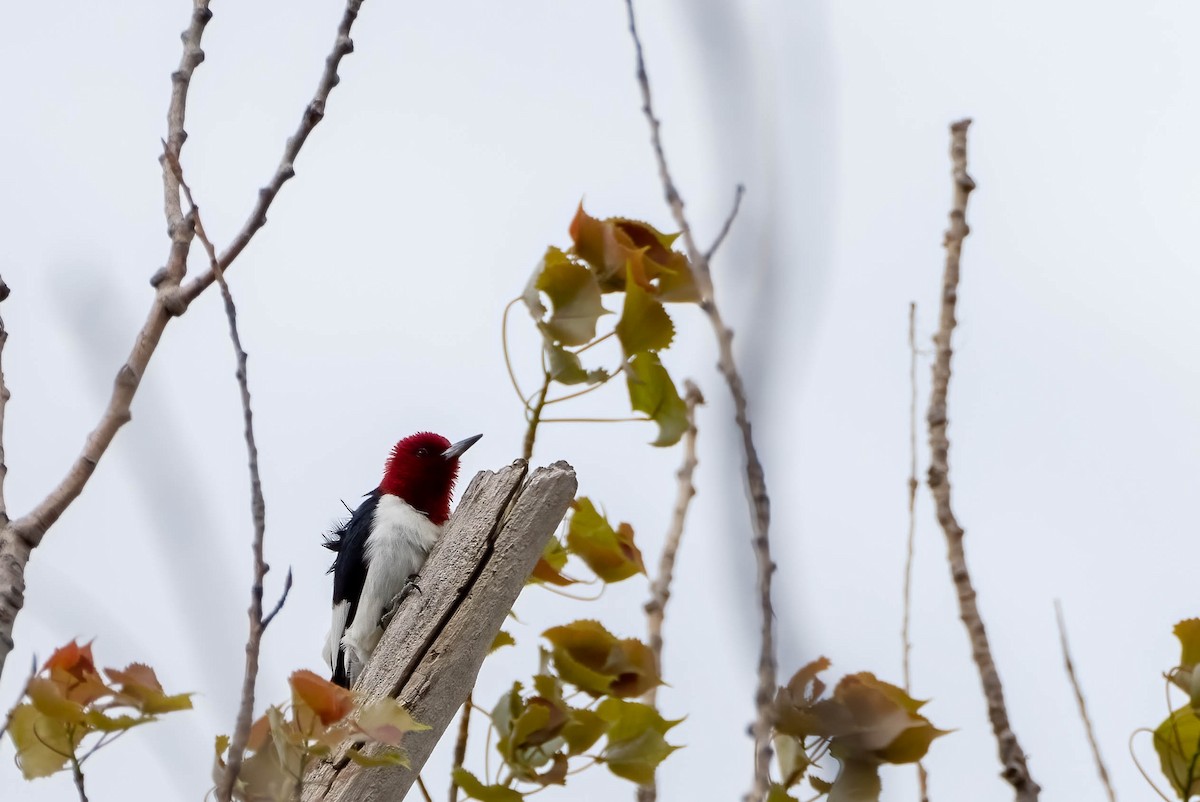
left=515, top=205, right=697, bottom=446
left=5, top=640, right=193, bottom=781
left=213, top=669, right=428, bottom=801
left=769, top=658, right=947, bottom=802
left=530, top=496, right=645, bottom=587
left=457, top=621, right=679, bottom=802
left=1151, top=619, right=1200, bottom=799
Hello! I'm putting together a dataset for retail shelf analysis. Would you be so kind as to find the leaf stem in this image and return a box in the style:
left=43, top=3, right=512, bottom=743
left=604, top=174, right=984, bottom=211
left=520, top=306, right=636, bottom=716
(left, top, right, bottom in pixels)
left=539, top=416, right=650, bottom=424
left=502, top=297, right=532, bottom=410
left=522, top=371, right=552, bottom=461
left=573, top=329, right=616, bottom=354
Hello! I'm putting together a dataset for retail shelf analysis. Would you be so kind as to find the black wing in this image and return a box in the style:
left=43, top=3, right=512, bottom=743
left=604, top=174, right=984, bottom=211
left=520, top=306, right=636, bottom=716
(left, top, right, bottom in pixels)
left=324, top=490, right=379, bottom=686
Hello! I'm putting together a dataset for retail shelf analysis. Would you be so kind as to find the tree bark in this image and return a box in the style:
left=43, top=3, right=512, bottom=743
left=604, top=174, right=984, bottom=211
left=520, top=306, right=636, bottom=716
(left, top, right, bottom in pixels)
left=303, top=460, right=577, bottom=802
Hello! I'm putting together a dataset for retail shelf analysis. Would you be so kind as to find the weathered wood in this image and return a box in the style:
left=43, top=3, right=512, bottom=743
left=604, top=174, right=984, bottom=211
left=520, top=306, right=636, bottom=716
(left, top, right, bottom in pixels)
left=304, top=460, right=577, bottom=801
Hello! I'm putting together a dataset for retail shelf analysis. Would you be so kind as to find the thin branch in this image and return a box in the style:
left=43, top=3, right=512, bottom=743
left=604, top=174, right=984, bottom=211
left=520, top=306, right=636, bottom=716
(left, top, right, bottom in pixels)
left=165, top=152, right=278, bottom=802
left=926, top=119, right=1039, bottom=800
left=0, top=0, right=367, bottom=681
left=1055, top=601, right=1117, bottom=802
left=901, top=302, right=929, bottom=801
left=704, top=185, right=745, bottom=262
left=621, top=4, right=777, bottom=800
left=449, top=694, right=472, bottom=802
left=0, top=275, right=10, bottom=526
left=179, top=0, right=365, bottom=305
left=69, top=752, right=90, bottom=802
left=638, top=380, right=703, bottom=802
left=418, top=775, right=435, bottom=802
left=263, top=568, right=294, bottom=629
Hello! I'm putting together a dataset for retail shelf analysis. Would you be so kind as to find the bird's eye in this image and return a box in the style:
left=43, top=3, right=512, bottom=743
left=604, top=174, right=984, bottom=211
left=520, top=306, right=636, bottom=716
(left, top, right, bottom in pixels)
left=416, top=447, right=430, bottom=458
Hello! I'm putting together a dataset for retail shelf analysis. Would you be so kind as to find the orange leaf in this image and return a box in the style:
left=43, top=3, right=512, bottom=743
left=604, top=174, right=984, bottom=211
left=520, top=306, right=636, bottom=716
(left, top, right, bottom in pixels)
left=289, top=670, right=354, bottom=726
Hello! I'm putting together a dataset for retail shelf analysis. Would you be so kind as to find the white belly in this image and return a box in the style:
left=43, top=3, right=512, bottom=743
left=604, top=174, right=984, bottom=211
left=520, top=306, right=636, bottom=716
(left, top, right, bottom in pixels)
left=340, top=494, right=442, bottom=670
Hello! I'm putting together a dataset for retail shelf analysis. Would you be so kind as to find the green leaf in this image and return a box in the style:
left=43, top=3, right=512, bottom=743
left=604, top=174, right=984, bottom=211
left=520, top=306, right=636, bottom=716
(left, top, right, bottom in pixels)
left=1177, top=619, right=1200, bottom=669
left=774, top=734, right=810, bottom=787
left=8, top=704, right=82, bottom=779
left=347, top=745, right=411, bottom=768
left=596, top=698, right=680, bottom=736
left=616, top=266, right=675, bottom=354
left=566, top=498, right=645, bottom=583
left=104, top=663, right=192, bottom=714
left=527, top=247, right=610, bottom=346
left=568, top=205, right=699, bottom=302
left=511, top=698, right=566, bottom=750
left=827, top=760, right=881, bottom=802
left=490, top=631, right=517, bottom=654
left=452, top=768, right=525, bottom=802
left=27, top=677, right=87, bottom=724
left=214, top=733, right=231, bottom=760
left=543, top=620, right=662, bottom=698
left=530, top=538, right=577, bottom=586
left=1154, top=705, right=1200, bottom=798
left=596, top=698, right=682, bottom=784
left=563, top=708, right=609, bottom=755
left=355, top=697, right=429, bottom=746
left=84, top=709, right=151, bottom=733
left=544, top=342, right=590, bottom=386
left=810, top=775, right=834, bottom=794
left=767, top=784, right=802, bottom=802
left=625, top=352, right=688, bottom=447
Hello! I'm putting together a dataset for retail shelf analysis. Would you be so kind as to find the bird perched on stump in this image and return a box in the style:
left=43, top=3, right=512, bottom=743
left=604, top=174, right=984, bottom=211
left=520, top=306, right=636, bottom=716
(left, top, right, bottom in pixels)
left=323, top=431, right=482, bottom=687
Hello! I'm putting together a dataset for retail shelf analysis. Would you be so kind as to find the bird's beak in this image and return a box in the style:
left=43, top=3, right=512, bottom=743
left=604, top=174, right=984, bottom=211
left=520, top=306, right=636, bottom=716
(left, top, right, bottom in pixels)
left=442, top=433, right=483, bottom=460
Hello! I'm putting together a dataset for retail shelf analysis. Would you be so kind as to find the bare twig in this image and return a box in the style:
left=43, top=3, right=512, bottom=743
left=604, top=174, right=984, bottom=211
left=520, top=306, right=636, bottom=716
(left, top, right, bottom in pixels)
left=0, top=0, right=368, bottom=682
left=902, top=302, right=929, bottom=802
left=449, top=695, right=472, bottom=802
left=926, top=119, right=1039, bottom=800
left=418, top=775, right=435, bottom=802
left=0, top=275, right=10, bottom=526
left=704, top=185, right=745, bottom=262
left=70, top=752, right=90, bottom=802
left=178, top=0, right=365, bottom=306
left=621, top=4, right=777, bottom=800
left=164, top=149, right=282, bottom=802
left=263, top=568, right=294, bottom=629
left=638, top=380, right=703, bottom=802
left=1055, top=601, right=1117, bottom=802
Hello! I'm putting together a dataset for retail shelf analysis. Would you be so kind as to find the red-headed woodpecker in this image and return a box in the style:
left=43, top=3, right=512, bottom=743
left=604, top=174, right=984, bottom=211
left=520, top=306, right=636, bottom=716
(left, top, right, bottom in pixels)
left=322, top=431, right=482, bottom=686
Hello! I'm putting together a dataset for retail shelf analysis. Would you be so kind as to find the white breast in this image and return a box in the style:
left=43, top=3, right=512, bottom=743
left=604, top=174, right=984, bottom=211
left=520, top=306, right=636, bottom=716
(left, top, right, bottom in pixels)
left=366, top=494, right=442, bottom=580
left=339, top=494, right=443, bottom=673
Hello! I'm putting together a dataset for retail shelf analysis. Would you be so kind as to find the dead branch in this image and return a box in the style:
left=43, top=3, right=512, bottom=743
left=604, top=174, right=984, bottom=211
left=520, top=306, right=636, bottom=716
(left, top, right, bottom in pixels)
left=303, top=461, right=578, bottom=801
left=0, top=275, right=10, bottom=526
left=164, top=148, right=286, bottom=802
left=638, top=380, right=703, bottom=802
left=926, top=118, right=1039, bottom=800
left=1055, top=601, right=1117, bottom=802
left=902, top=302, right=929, bottom=801
left=0, top=0, right=368, bottom=681
left=621, top=4, right=777, bottom=800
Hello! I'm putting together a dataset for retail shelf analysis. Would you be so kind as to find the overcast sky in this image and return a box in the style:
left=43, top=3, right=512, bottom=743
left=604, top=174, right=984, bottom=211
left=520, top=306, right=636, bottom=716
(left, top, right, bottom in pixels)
left=3, top=1, right=1200, bottom=801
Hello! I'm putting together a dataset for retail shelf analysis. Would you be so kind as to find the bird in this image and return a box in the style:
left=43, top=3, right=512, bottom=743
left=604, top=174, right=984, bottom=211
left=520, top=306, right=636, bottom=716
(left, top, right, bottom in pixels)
left=322, top=431, right=482, bottom=687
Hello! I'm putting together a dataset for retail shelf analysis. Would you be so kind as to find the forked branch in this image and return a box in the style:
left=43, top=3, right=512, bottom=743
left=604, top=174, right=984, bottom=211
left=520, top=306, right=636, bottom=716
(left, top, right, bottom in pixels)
left=0, top=0, right=368, bottom=681
left=622, top=4, right=777, bottom=800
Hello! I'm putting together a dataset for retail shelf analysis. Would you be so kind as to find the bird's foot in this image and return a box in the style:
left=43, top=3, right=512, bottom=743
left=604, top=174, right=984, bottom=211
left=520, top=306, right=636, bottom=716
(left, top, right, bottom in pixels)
left=381, top=575, right=422, bottom=628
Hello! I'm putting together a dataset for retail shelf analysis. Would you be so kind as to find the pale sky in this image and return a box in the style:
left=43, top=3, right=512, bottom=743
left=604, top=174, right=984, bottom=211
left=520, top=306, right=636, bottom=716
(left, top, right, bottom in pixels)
left=3, top=1, right=1200, bottom=801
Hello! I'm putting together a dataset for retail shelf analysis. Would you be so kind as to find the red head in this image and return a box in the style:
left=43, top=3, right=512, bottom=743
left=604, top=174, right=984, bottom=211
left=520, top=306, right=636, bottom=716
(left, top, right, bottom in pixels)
left=379, top=432, right=482, bottom=524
